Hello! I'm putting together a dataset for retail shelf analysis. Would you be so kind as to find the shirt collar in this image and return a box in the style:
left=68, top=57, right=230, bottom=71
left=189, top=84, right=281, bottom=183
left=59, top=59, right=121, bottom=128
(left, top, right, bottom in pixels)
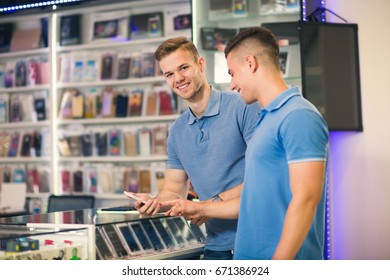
left=187, top=88, right=221, bottom=124
left=262, top=86, right=301, bottom=113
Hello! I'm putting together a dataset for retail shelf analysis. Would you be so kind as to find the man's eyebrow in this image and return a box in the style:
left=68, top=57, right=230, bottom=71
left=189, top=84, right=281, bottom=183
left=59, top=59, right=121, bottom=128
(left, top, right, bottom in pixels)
left=163, top=63, right=188, bottom=75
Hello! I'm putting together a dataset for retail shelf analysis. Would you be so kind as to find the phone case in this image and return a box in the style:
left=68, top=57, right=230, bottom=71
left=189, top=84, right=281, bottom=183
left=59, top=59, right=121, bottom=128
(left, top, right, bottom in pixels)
left=101, top=89, right=113, bottom=117
left=28, top=60, right=40, bottom=86
left=155, top=170, right=165, bottom=192
left=21, top=132, right=32, bottom=157
left=59, top=90, right=73, bottom=119
left=152, top=126, right=167, bottom=155
left=3, top=167, right=11, bottom=183
left=34, top=98, right=46, bottom=121
left=0, top=133, right=11, bottom=157
left=117, top=57, right=130, bottom=79
left=145, top=92, right=157, bottom=116
left=13, top=168, right=25, bottom=183
left=115, top=93, right=128, bottom=117
left=25, top=167, right=39, bottom=192
left=71, top=91, right=84, bottom=119
left=159, top=90, right=173, bottom=115
left=84, top=94, right=96, bottom=119
left=101, top=54, right=113, bottom=80
left=95, top=132, right=108, bottom=156
left=148, top=15, right=162, bottom=37
left=85, top=167, right=98, bottom=193
left=129, top=55, right=142, bottom=78
left=58, top=138, right=71, bottom=157
left=11, top=98, right=22, bottom=122
left=68, top=135, right=81, bottom=156
left=0, top=99, right=8, bottom=123
left=8, top=132, right=20, bottom=157
left=72, top=58, right=84, bottom=82
left=137, top=128, right=151, bottom=156
left=81, top=134, right=93, bottom=156
left=33, top=132, right=42, bottom=157
left=109, top=129, right=121, bottom=156
left=61, top=170, right=71, bottom=193
left=125, top=168, right=139, bottom=193
left=128, top=90, right=143, bottom=116
left=15, top=60, right=27, bottom=87
left=73, top=170, right=83, bottom=192
left=139, top=170, right=151, bottom=193
left=124, top=131, right=137, bottom=156
left=142, top=53, right=155, bottom=77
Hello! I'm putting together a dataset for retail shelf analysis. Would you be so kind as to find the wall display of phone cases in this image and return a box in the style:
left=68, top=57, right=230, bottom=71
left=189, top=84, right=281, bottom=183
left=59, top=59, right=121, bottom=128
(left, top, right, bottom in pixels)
left=0, top=14, right=52, bottom=208
left=195, top=0, right=304, bottom=90
left=52, top=0, right=192, bottom=203
left=0, top=1, right=192, bottom=209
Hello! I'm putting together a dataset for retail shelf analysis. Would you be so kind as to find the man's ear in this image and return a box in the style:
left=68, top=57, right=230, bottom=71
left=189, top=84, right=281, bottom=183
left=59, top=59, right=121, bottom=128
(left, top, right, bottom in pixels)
left=245, top=55, right=258, bottom=73
left=198, top=57, right=206, bottom=71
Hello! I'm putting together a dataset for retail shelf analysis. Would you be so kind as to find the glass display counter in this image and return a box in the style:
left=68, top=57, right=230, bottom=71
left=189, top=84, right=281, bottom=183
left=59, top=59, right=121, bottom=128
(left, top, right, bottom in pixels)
left=0, top=209, right=205, bottom=260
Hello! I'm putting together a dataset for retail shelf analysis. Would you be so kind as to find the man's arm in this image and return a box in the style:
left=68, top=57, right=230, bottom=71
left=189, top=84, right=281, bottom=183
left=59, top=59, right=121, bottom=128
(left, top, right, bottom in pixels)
left=272, top=161, right=326, bottom=260
left=159, top=183, right=242, bottom=225
left=218, top=184, right=242, bottom=201
left=161, top=196, right=241, bottom=221
left=134, top=168, right=188, bottom=215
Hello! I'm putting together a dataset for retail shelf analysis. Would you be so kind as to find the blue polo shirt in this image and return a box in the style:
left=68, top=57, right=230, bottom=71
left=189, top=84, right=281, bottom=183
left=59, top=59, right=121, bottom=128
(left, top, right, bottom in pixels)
left=167, top=88, right=261, bottom=251
left=234, top=86, right=329, bottom=259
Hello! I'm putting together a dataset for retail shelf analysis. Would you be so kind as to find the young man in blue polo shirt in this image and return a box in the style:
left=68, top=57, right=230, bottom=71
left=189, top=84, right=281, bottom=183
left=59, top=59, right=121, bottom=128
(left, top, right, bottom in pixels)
left=162, top=27, right=329, bottom=260
left=128, top=36, right=260, bottom=260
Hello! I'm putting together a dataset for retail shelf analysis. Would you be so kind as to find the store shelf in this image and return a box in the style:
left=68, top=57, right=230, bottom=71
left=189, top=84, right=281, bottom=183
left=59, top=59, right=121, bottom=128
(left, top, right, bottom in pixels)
left=58, top=155, right=167, bottom=163
left=57, top=115, right=179, bottom=126
left=56, top=76, right=166, bottom=89
left=0, top=85, right=50, bottom=93
left=0, top=157, right=51, bottom=163
left=0, top=48, right=49, bottom=59
left=26, top=193, right=51, bottom=199
left=0, top=120, right=50, bottom=129
left=57, top=37, right=170, bottom=52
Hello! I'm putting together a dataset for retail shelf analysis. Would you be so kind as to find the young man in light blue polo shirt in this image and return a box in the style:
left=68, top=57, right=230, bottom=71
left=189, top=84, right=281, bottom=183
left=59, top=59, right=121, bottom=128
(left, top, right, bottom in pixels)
left=129, top=36, right=260, bottom=260
left=163, top=27, right=329, bottom=260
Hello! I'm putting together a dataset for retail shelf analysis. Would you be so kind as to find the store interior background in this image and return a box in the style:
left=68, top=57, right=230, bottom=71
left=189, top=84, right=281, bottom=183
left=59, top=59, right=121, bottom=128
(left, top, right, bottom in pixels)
left=326, top=0, right=390, bottom=259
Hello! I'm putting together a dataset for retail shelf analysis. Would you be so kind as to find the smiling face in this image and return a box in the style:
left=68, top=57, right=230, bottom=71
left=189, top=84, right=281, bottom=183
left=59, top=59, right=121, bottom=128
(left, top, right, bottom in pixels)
left=226, top=50, right=257, bottom=105
left=159, top=48, right=207, bottom=102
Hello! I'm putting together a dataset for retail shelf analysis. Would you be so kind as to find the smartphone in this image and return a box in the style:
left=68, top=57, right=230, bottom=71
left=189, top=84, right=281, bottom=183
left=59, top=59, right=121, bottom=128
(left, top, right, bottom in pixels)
left=123, top=191, right=147, bottom=204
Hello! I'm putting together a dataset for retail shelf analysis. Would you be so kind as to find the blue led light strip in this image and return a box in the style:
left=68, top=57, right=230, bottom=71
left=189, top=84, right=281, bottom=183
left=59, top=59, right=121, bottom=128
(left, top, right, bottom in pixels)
left=321, top=0, right=326, bottom=22
left=302, top=0, right=326, bottom=22
left=302, top=0, right=307, bottom=20
left=324, top=162, right=331, bottom=259
left=0, top=0, right=81, bottom=13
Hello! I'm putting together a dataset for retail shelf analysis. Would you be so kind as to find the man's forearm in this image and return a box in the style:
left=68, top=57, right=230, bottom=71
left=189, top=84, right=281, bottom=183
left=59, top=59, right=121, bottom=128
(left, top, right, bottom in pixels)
left=200, top=197, right=240, bottom=219
left=218, top=183, right=243, bottom=201
left=272, top=198, right=318, bottom=259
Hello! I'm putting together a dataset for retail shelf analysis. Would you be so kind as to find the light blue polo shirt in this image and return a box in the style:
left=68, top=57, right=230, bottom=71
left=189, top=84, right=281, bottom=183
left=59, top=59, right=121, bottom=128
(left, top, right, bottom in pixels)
left=167, top=88, right=261, bottom=251
left=234, top=86, right=329, bottom=259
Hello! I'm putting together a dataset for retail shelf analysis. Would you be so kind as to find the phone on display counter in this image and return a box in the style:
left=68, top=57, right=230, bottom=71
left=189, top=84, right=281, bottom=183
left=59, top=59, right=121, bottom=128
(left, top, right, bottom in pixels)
left=123, top=191, right=147, bottom=204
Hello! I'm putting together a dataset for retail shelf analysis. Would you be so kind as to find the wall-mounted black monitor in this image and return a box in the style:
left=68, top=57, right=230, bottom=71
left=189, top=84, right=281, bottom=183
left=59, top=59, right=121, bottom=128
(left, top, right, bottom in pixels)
left=299, top=21, right=363, bottom=131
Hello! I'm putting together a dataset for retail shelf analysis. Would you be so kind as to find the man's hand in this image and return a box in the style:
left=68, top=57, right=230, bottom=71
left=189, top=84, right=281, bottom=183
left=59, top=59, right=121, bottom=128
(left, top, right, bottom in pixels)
left=160, top=199, right=208, bottom=226
left=125, top=192, right=161, bottom=216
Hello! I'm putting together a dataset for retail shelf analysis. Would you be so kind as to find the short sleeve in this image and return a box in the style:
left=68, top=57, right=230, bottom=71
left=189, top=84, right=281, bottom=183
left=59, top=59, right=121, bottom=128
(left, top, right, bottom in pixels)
left=280, top=109, right=328, bottom=163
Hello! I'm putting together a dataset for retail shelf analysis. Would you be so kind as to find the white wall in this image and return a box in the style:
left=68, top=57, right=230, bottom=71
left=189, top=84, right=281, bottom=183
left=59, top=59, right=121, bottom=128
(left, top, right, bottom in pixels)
left=326, top=0, right=390, bottom=259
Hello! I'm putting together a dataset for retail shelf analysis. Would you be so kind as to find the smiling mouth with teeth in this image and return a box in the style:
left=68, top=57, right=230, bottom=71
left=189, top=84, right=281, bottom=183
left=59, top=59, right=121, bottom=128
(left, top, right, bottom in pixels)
left=177, top=83, right=189, bottom=90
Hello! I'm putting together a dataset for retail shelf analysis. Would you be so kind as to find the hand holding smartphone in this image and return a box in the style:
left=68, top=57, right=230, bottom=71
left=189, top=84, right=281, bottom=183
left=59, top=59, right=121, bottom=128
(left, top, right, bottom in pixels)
left=123, top=191, right=147, bottom=204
